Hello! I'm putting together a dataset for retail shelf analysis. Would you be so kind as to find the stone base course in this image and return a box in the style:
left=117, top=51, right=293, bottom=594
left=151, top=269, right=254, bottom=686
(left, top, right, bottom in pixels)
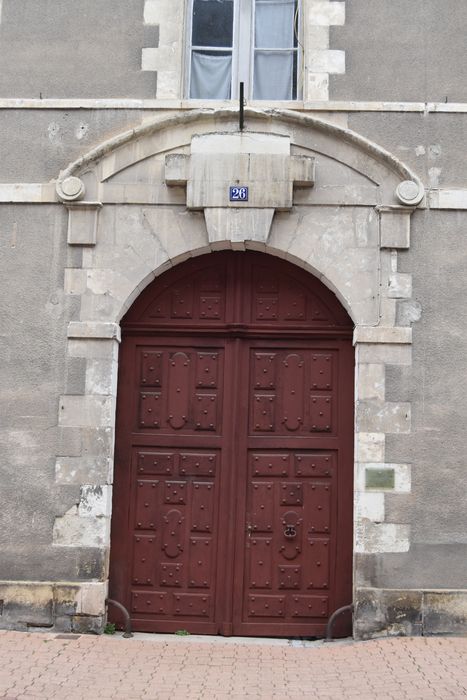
left=0, top=581, right=106, bottom=634
left=355, top=587, right=467, bottom=638
left=1, top=580, right=466, bottom=640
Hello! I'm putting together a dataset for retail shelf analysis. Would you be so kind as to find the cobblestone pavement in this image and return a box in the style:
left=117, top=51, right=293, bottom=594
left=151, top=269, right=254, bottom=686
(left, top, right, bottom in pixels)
left=0, top=630, right=466, bottom=699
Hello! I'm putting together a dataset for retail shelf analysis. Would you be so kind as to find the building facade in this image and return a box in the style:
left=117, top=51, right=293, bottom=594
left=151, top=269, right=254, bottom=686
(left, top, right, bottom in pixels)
left=0, top=0, right=466, bottom=638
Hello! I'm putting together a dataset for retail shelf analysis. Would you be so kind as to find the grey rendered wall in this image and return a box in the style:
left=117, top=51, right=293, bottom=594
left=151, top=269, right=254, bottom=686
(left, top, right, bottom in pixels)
left=0, top=0, right=157, bottom=98
left=347, top=113, right=467, bottom=591
left=347, top=107, right=467, bottom=633
left=331, top=0, right=467, bottom=102
left=347, top=112, right=467, bottom=189
left=1, top=0, right=467, bottom=102
left=356, top=209, right=467, bottom=589
left=0, top=204, right=106, bottom=581
left=0, top=110, right=149, bottom=182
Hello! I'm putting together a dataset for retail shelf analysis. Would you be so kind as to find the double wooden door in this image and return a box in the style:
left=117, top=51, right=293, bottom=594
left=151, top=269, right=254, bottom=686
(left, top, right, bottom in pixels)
left=110, top=252, right=354, bottom=637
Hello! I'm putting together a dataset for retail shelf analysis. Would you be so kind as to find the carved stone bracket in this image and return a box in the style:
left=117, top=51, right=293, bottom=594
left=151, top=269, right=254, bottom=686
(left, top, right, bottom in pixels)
left=377, top=205, right=416, bottom=249
left=65, top=201, right=102, bottom=246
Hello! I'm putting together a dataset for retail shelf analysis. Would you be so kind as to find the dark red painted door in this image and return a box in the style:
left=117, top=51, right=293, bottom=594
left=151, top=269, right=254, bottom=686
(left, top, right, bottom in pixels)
left=110, top=251, right=354, bottom=637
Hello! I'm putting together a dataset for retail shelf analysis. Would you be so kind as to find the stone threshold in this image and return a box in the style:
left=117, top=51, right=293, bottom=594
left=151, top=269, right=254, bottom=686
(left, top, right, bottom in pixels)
left=99, top=632, right=354, bottom=647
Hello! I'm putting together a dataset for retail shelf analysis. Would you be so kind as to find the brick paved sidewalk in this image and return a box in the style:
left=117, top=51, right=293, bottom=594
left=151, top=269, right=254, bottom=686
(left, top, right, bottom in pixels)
left=0, top=630, right=466, bottom=700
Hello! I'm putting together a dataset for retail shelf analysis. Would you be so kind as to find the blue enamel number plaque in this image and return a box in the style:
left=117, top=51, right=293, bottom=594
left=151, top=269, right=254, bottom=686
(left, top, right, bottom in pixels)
left=229, top=186, right=249, bottom=202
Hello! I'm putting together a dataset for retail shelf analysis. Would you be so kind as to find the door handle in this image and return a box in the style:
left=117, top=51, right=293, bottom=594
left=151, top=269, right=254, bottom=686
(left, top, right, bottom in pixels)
left=284, top=524, right=297, bottom=539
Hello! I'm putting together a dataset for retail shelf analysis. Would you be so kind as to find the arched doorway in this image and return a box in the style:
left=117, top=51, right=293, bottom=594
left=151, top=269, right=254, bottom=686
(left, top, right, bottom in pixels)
left=109, top=250, right=354, bottom=637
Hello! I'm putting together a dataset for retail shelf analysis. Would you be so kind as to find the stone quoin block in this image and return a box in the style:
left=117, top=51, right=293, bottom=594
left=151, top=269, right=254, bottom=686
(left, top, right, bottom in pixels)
left=387, top=273, right=412, bottom=299
left=355, top=491, right=385, bottom=522
left=55, top=456, right=113, bottom=486
left=355, top=433, right=386, bottom=463
left=356, top=401, right=411, bottom=434
left=356, top=344, right=412, bottom=365
left=58, top=395, right=115, bottom=429
left=355, top=522, right=410, bottom=554
left=357, top=363, right=385, bottom=401
left=53, top=508, right=110, bottom=548
left=308, top=1, right=346, bottom=26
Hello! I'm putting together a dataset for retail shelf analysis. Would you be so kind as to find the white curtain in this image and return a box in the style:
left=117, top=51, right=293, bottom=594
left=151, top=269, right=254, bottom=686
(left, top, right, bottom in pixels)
left=254, top=0, right=295, bottom=99
left=255, top=0, right=295, bottom=48
left=254, top=51, right=294, bottom=100
left=190, top=52, right=232, bottom=99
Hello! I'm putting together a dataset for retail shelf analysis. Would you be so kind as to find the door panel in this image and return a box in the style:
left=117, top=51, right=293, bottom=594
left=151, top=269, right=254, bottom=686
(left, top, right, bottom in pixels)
left=237, top=448, right=336, bottom=635
left=248, top=348, right=339, bottom=436
left=232, top=340, right=351, bottom=637
left=110, top=251, right=354, bottom=638
left=137, top=346, right=224, bottom=435
left=111, top=338, right=228, bottom=634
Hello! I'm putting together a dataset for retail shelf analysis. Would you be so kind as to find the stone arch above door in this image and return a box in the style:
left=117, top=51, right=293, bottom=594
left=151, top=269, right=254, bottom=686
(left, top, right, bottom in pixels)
left=53, top=109, right=421, bottom=635
left=56, top=108, right=423, bottom=326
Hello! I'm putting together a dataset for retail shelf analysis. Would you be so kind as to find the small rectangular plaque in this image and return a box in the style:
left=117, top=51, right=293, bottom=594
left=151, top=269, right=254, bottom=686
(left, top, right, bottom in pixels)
left=365, top=468, right=395, bottom=490
left=229, top=186, right=249, bottom=202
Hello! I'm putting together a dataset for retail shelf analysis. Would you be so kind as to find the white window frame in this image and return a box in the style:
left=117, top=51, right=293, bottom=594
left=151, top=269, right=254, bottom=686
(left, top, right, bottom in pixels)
left=186, top=0, right=302, bottom=101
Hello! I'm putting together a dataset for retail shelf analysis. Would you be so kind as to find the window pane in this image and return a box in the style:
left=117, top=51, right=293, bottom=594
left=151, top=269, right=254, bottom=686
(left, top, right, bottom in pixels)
left=253, top=50, right=295, bottom=100
left=191, top=51, right=232, bottom=98
left=192, top=0, right=234, bottom=48
left=255, top=0, right=296, bottom=49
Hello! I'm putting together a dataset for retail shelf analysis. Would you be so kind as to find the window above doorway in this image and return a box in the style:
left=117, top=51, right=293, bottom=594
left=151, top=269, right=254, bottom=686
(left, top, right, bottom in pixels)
left=187, top=0, right=301, bottom=101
